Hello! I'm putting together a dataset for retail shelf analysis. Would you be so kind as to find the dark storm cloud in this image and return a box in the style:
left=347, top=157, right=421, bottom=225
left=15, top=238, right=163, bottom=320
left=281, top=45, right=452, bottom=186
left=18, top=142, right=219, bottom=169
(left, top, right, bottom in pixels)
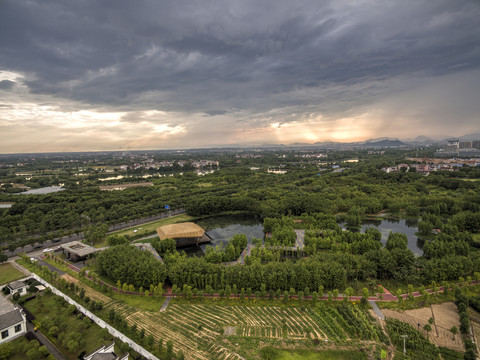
left=0, top=0, right=479, bottom=142
left=0, top=80, right=15, bottom=90
left=204, top=110, right=229, bottom=116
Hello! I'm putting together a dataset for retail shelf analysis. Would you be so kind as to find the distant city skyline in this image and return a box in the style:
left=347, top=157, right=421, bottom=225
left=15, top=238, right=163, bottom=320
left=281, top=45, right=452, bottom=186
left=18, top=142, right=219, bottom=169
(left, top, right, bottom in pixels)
left=1, top=1, right=480, bottom=153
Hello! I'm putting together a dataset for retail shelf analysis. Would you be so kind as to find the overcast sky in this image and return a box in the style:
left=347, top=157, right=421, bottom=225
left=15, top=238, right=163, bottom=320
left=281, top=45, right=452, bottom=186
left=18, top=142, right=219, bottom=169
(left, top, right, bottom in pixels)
left=1, top=0, right=480, bottom=153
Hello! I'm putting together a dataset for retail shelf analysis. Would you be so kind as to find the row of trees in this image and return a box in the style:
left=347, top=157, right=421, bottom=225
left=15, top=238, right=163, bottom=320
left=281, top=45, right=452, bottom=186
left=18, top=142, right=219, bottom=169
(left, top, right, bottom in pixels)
left=96, top=245, right=166, bottom=288
left=95, top=222, right=480, bottom=294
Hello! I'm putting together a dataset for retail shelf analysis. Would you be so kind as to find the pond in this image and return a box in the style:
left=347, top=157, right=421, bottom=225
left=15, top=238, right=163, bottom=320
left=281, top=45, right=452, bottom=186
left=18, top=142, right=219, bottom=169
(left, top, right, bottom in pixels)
left=182, top=215, right=264, bottom=256
left=16, top=186, right=65, bottom=195
left=341, top=218, right=423, bottom=256
left=169, top=215, right=423, bottom=257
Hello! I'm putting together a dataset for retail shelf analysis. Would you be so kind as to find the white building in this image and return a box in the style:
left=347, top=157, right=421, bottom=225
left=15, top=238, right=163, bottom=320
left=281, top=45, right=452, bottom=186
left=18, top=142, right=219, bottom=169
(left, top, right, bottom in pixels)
left=0, top=294, right=26, bottom=344
left=7, top=280, right=28, bottom=296
left=84, top=342, right=128, bottom=360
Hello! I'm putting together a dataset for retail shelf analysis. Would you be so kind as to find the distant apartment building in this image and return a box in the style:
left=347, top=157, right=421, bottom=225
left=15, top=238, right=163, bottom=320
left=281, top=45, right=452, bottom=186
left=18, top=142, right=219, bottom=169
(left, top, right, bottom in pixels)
left=459, top=141, right=472, bottom=149
left=435, top=139, right=480, bottom=158
left=448, top=140, right=459, bottom=148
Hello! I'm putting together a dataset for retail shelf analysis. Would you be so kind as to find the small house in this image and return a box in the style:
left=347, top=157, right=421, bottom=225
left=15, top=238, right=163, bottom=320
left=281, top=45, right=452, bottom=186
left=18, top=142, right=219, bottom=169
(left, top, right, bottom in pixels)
left=0, top=294, right=26, bottom=344
left=7, top=281, right=27, bottom=296
left=84, top=342, right=128, bottom=360
left=60, top=241, right=98, bottom=262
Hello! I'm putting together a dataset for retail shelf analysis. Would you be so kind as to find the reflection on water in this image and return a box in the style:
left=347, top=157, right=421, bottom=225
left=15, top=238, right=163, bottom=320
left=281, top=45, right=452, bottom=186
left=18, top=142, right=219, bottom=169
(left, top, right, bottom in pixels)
left=182, top=215, right=264, bottom=256
left=342, top=218, right=423, bottom=256
left=170, top=215, right=423, bottom=257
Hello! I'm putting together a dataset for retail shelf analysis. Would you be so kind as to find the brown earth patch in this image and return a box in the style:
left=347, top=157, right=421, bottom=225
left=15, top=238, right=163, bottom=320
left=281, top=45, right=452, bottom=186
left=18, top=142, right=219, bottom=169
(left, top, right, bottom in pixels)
left=61, top=273, right=112, bottom=304
left=431, top=302, right=461, bottom=329
left=383, top=302, right=464, bottom=352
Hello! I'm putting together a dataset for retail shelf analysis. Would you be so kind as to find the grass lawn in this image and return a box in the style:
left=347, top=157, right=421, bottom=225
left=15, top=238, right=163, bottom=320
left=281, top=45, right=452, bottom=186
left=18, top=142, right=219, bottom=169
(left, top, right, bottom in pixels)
left=472, top=233, right=480, bottom=242
left=98, top=213, right=195, bottom=247
left=278, top=350, right=368, bottom=360
left=0, top=263, right=25, bottom=285
left=110, top=291, right=164, bottom=312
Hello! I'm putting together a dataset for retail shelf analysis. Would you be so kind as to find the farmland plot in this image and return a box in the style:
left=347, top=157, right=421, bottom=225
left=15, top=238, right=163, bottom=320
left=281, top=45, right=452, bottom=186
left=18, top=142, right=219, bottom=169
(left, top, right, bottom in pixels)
left=124, top=304, right=330, bottom=360
left=383, top=303, right=464, bottom=352
left=52, top=276, right=386, bottom=360
left=104, top=301, right=382, bottom=359
left=62, top=273, right=113, bottom=304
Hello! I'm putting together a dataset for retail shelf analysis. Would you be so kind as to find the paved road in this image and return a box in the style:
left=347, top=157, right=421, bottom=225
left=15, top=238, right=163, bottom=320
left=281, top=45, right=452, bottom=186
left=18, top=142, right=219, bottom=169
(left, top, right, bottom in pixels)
left=27, top=322, right=68, bottom=360
left=5, top=209, right=185, bottom=258
left=37, top=259, right=65, bottom=276
left=369, top=300, right=385, bottom=320
left=160, top=297, right=172, bottom=312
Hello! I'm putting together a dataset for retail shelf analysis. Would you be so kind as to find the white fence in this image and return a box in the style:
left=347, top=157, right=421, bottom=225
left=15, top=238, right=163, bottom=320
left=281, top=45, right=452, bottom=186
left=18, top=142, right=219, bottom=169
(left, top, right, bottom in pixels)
left=30, top=273, right=160, bottom=360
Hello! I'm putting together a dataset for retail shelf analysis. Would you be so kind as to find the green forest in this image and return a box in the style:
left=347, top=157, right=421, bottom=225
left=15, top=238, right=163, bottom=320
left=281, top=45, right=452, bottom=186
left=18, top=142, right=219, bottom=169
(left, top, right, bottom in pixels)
left=2, top=150, right=480, bottom=294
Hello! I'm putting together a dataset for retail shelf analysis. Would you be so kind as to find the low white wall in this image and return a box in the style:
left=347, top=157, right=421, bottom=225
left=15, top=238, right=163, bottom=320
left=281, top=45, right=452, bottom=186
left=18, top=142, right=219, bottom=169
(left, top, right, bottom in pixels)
left=30, top=273, right=160, bottom=360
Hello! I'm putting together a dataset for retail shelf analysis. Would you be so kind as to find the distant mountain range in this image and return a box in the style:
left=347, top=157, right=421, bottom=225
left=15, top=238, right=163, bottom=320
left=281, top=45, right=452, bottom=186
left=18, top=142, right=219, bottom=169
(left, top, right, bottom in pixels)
left=235, top=132, right=480, bottom=150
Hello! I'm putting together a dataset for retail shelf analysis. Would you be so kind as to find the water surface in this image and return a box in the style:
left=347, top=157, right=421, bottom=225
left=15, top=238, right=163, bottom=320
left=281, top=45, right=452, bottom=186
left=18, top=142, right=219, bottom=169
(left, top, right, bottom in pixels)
left=342, top=218, right=423, bottom=255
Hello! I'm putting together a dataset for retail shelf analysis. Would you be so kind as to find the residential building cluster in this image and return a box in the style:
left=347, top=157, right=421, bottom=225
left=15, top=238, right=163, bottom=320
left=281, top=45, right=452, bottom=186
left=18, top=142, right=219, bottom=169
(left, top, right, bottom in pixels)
left=234, top=153, right=264, bottom=158
left=296, top=153, right=328, bottom=158
left=381, top=164, right=410, bottom=173
left=367, top=151, right=385, bottom=155
left=100, top=159, right=219, bottom=172
left=382, top=158, right=480, bottom=175
left=435, top=139, right=480, bottom=157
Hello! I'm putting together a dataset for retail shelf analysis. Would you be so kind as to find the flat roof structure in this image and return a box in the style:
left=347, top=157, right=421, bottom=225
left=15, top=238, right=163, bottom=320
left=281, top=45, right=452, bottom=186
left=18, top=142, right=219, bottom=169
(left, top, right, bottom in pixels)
left=60, top=241, right=98, bottom=261
left=156, top=222, right=205, bottom=240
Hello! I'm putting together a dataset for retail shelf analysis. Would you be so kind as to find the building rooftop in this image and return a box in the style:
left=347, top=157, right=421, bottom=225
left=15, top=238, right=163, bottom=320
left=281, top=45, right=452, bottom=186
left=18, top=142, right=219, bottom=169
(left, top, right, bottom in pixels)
left=0, top=295, right=24, bottom=331
left=8, top=280, right=27, bottom=290
left=156, top=222, right=205, bottom=240
left=0, top=309, right=23, bottom=331
left=0, top=294, right=15, bottom=316
left=92, top=354, right=117, bottom=360
left=60, top=241, right=98, bottom=257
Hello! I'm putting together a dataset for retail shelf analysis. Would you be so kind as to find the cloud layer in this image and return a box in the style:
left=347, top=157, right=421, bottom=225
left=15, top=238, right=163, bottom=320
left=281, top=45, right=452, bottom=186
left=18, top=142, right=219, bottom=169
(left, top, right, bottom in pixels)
left=1, top=0, right=479, bottom=152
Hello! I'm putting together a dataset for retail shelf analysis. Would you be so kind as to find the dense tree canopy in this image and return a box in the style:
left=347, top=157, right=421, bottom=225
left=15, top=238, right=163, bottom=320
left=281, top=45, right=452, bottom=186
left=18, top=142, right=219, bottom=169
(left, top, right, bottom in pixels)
left=96, top=245, right=166, bottom=288
left=3, top=150, right=480, bottom=293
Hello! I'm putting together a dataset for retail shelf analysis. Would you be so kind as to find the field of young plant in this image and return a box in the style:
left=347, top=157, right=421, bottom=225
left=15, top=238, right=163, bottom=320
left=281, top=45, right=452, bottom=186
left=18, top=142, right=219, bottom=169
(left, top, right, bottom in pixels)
left=57, top=273, right=388, bottom=360
left=121, top=302, right=388, bottom=360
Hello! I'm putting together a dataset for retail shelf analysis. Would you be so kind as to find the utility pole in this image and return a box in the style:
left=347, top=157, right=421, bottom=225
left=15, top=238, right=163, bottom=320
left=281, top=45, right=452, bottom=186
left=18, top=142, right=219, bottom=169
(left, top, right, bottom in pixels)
left=401, top=335, right=408, bottom=355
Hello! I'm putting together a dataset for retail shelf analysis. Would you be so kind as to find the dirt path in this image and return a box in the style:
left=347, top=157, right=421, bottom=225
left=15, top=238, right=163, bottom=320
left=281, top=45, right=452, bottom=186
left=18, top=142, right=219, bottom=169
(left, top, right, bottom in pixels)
left=159, top=297, right=171, bottom=312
